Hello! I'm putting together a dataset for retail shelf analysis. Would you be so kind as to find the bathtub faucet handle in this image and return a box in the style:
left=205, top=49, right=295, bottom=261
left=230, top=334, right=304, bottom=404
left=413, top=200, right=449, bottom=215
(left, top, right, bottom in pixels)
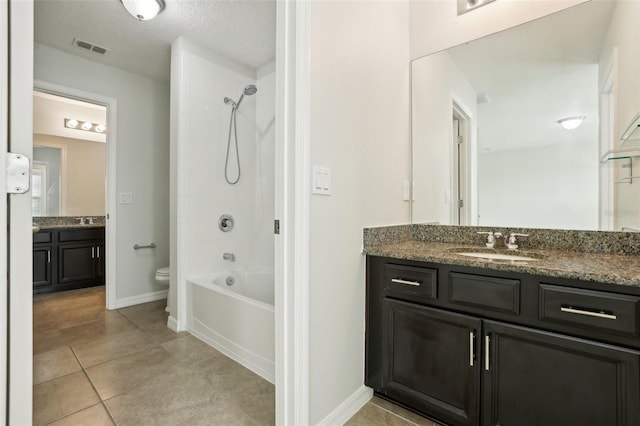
left=223, top=252, right=236, bottom=262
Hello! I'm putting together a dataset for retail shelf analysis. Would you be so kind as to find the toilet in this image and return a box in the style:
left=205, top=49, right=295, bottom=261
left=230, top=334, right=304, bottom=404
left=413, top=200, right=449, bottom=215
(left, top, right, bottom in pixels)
left=155, top=266, right=170, bottom=312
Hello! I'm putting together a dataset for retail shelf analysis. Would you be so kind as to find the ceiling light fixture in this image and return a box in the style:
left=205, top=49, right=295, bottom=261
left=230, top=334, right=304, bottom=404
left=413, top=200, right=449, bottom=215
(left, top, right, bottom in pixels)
left=65, top=118, right=107, bottom=134
left=557, top=116, right=585, bottom=130
left=121, top=0, right=165, bottom=21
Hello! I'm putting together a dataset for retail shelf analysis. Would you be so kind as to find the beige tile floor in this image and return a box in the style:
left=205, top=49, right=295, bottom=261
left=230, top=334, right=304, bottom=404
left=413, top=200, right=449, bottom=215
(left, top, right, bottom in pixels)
left=33, top=286, right=275, bottom=426
left=33, top=286, right=438, bottom=426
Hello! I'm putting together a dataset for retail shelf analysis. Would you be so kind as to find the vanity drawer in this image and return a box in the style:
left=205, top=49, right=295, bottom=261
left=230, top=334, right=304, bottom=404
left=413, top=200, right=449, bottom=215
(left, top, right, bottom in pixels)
left=383, top=264, right=437, bottom=300
left=449, top=272, right=520, bottom=315
left=539, top=284, right=640, bottom=337
left=33, top=230, right=53, bottom=244
left=58, top=228, right=104, bottom=242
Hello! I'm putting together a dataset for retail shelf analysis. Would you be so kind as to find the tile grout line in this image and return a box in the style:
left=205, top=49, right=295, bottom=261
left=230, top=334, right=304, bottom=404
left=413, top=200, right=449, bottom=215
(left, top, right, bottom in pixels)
left=368, top=401, right=426, bottom=426
left=70, top=345, right=119, bottom=425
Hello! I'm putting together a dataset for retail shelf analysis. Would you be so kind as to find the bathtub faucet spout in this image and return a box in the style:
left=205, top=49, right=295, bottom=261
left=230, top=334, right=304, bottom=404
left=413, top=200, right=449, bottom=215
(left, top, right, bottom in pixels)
left=223, top=252, right=236, bottom=262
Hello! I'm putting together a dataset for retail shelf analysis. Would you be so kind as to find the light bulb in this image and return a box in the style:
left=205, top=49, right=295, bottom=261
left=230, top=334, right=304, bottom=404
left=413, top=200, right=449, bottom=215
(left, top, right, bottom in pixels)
left=66, top=119, right=78, bottom=129
left=95, top=124, right=106, bottom=133
left=81, top=121, right=93, bottom=131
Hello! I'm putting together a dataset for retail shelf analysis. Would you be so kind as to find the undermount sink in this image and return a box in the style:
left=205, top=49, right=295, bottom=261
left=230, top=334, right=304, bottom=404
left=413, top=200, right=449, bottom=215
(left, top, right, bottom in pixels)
left=449, top=247, right=545, bottom=262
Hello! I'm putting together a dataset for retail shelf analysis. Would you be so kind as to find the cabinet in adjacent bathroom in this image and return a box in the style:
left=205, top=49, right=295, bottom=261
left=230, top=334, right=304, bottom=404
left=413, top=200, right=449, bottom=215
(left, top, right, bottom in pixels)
left=33, top=227, right=105, bottom=294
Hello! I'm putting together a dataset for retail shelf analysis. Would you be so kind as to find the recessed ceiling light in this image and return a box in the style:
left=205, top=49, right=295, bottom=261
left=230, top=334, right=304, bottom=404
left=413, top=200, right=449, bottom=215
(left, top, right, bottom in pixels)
left=557, top=116, right=585, bottom=130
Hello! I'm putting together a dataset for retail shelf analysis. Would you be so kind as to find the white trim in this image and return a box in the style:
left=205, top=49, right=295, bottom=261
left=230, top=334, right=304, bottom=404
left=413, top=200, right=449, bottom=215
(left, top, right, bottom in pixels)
left=275, top=0, right=311, bottom=424
left=33, top=80, right=119, bottom=310
left=189, top=319, right=275, bottom=385
left=0, top=0, right=8, bottom=421
left=316, top=386, right=373, bottom=426
left=166, top=315, right=179, bottom=332
left=111, top=289, right=168, bottom=309
left=8, top=1, right=34, bottom=423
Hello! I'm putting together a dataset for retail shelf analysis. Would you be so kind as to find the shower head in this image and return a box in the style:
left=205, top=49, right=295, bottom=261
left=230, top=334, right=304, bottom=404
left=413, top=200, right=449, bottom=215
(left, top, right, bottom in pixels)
left=236, top=85, right=258, bottom=110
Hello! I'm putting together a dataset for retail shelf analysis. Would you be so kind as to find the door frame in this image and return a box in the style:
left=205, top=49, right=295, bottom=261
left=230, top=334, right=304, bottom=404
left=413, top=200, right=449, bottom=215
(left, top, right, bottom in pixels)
left=451, top=98, right=472, bottom=226
left=33, top=81, right=118, bottom=309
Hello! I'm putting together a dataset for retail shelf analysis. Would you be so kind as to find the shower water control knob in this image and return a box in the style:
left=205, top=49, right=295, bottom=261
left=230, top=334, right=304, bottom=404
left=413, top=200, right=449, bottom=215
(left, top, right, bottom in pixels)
left=218, top=214, right=234, bottom=232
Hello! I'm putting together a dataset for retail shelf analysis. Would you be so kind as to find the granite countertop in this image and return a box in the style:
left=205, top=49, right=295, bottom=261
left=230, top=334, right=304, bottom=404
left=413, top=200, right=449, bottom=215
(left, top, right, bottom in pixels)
left=365, top=240, right=640, bottom=289
left=38, top=224, right=105, bottom=229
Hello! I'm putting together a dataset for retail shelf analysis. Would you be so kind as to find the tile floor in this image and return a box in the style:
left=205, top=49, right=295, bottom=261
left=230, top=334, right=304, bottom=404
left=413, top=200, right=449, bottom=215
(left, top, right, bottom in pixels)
left=33, top=286, right=438, bottom=426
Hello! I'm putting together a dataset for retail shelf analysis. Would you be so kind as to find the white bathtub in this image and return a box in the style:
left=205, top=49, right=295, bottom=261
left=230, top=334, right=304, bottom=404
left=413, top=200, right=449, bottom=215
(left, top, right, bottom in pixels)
left=186, top=270, right=275, bottom=383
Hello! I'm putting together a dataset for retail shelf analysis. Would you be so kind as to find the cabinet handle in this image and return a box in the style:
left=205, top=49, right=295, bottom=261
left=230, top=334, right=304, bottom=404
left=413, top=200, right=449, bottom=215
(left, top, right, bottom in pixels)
left=92, top=247, right=95, bottom=259
left=97, top=246, right=100, bottom=258
left=47, top=250, right=50, bottom=264
left=391, top=278, right=421, bottom=287
left=560, top=306, right=617, bottom=320
left=485, top=335, right=490, bottom=371
left=469, top=331, right=475, bottom=367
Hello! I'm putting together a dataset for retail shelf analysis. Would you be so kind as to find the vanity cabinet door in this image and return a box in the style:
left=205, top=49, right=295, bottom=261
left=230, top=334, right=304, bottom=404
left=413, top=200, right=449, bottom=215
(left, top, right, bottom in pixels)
left=482, top=320, right=640, bottom=426
left=33, top=245, right=53, bottom=289
left=58, top=242, right=96, bottom=285
left=383, top=298, right=481, bottom=426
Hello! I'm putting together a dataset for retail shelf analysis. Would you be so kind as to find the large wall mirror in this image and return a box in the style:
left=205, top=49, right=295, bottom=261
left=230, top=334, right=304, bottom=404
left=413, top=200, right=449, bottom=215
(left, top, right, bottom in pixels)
left=411, top=0, right=640, bottom=231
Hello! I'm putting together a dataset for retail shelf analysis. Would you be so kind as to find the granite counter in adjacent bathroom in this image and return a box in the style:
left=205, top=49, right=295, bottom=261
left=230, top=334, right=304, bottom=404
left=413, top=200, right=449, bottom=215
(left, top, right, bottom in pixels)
left=33, top=216, right=106, bottom=229
left=363, top=224, right=640, bottom=289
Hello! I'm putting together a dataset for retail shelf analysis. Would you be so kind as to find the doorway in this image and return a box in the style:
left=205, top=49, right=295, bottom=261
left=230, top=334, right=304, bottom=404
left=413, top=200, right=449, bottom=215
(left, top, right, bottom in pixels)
left=452, top=102, right=471, bottom=225
left=32, top=81, right=116, bottom=309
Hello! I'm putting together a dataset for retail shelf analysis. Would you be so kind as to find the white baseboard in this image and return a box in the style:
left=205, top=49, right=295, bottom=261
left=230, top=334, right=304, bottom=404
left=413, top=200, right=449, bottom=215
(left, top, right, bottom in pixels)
left=317, top=385, right=373, bottom=426
left=188, top=318, right=275, bottom=384
left=167, top=315, right=179, bottom=332
left=112, top=289, right=168, bottom=309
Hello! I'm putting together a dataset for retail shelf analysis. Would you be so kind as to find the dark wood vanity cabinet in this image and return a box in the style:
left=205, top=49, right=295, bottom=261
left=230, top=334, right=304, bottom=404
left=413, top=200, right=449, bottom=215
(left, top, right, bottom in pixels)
left=33, top=227, right=105, bottom=294
left=366, top=256, right=640, bottom=426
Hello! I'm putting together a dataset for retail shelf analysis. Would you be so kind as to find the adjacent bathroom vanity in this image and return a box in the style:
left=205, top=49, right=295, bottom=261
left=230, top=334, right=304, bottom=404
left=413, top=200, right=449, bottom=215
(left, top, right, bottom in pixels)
left=364, top=225, right=640, bottom=426
left=33, top=223, right=105, bottom=294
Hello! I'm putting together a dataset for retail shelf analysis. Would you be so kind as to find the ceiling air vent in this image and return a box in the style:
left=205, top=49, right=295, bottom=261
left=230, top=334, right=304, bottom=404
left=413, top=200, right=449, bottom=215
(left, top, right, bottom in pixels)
left=72, top=38, right=110, bottom=55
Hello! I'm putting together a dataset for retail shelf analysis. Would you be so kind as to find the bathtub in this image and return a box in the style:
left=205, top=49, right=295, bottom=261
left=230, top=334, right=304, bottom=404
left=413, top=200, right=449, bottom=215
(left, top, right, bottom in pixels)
left=186, top=269, right=275, bottom=383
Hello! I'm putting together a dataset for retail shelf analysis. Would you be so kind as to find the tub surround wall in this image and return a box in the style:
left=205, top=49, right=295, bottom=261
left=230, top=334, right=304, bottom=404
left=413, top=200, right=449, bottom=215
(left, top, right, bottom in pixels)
left=171, top=36, right=275, bottom=329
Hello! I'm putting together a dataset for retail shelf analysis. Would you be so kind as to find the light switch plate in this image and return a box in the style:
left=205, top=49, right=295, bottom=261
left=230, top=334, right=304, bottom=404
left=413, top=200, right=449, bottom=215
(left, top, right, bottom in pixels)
left=312, top=166, right=331, bottom=195
left=120, top=192, right=133, bottom=204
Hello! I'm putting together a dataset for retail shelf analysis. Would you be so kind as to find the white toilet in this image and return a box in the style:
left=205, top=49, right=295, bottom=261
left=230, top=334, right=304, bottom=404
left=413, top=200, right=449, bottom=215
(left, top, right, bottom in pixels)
left=155, top=266, right=170, bottom=312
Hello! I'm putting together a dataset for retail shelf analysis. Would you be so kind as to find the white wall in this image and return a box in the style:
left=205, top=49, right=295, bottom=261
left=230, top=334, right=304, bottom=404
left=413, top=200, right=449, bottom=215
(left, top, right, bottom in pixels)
left=171, top=37, right=275, bottom=327
left=412, top=51, right=477, bottom=225
left=478, top=143, right=598, bottom=229
left=35, top=43, right=170, bottom=304
left=308, top=1, right=410, bottom=423
left=410, top=0, right=588, bottom=59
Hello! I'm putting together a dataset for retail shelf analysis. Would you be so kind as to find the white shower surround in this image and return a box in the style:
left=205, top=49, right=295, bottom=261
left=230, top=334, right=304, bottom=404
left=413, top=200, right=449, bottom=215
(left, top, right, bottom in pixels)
left=172, top=37, right=275, bottom=378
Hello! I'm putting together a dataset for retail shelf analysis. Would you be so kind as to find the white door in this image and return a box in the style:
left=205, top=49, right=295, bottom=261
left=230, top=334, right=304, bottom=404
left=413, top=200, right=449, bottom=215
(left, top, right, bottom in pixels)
left=2, top=0, right=34, bottom=423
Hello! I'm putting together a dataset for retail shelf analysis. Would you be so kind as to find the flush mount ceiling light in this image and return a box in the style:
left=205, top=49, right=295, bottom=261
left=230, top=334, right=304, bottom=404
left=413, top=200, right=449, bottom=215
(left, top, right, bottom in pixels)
left=557, top=116, right=586, bottom=130
left=65, top=118, right=107, bottom=134
left=121, top=0, right=165, bottom=21
left=457, top=0, right=496, bottom=15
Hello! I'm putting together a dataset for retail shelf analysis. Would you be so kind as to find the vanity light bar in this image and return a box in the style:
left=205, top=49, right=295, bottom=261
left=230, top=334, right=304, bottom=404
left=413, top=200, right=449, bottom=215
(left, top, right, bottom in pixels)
left=64, top=118, right=107, bottom=134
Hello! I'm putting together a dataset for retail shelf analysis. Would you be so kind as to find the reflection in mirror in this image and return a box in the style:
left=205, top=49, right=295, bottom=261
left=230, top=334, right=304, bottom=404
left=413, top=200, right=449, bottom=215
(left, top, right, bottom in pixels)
left=32, top=91, right=107, bottom=217
left=411, top=0, right=640, bottom=231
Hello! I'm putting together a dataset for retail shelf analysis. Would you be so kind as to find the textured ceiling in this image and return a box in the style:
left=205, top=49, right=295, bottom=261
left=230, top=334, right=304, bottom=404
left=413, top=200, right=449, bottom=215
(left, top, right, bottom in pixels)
left=35, top=0, right=277, bottom=83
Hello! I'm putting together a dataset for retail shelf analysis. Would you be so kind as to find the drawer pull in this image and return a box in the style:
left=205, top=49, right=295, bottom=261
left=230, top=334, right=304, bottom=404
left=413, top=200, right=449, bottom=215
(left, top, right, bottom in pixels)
left=469, top=331, right=475, bottom=367
left=485, top=335, right=490, bottom=371
left=560, top=306, right=617, bottom=320
left=391, top=278, right=421, bottom=287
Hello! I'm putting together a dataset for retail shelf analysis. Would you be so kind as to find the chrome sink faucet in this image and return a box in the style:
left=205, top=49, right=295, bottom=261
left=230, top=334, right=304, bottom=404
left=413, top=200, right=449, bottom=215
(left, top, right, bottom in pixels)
left=478, top=231, right=529, bottom=249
